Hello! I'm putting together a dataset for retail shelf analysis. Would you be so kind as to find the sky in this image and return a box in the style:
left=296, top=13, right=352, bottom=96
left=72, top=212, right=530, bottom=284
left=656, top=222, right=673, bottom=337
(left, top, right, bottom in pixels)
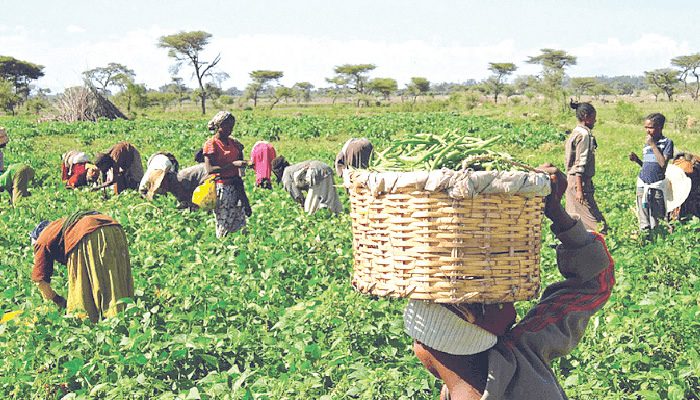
left=1, top=0, right=698, bottom=93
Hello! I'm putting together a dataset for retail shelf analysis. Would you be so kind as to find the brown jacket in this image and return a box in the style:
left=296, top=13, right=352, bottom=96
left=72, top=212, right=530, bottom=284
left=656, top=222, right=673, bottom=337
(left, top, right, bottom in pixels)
left=32, top=214, right=120, bottom=283
left=565, top=126, right=596, bottom=178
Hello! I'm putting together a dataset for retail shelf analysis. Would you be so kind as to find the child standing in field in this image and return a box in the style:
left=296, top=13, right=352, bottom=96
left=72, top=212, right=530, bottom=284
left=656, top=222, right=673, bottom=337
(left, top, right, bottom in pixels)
left=629, top=113, right=674, bottom=235
left=564, top=100, right=607, bottom=233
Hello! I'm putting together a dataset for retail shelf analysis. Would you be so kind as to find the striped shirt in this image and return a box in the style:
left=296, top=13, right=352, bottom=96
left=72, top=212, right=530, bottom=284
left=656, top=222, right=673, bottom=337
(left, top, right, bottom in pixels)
left=639, top=136, right=673, bottom=184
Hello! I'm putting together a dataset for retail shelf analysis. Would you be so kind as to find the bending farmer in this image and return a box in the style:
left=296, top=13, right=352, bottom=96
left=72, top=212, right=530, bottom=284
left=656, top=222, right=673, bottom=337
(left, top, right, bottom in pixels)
left=30, top=212, right=134, bottom=323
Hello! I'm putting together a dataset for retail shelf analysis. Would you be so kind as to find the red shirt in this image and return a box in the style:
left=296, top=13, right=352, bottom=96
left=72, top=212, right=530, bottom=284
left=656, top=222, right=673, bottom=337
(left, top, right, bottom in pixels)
left=66, top=163, right=88, bottom=188
left=202, top=137, right=242, bottom=180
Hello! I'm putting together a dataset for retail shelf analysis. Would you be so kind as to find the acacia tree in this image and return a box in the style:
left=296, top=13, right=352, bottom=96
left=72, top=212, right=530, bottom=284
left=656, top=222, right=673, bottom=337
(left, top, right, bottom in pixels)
left=245, top=70, right=284, bottom=107
left=367, top=77, right=397, bottom=101
left=269, top=86, right=294, bottom=110
left=485, top=62, right=517, bottom=103
left=0, top=79, right=20, bottom=114
left=526, top=49, right=577, bottom=105
left=330, top=64, right=376, bottom=106
left=671, top=53, right=700, bottom=101
left=645, top=69, right=679, bottom=101
left=569, top=77, right=597, bottom=100
left=82, top=63, right=135, bottom=94
left=157, top=31, right=221, bottom=115
left=325, top=76, right=348, bottom=104
left=406, top=77, right=430, bottom=103
left=164, top=76, right=189, bottom=109
left=292, top=82, right=314, bottom=103
left=0, top=56, right=44, bottom=111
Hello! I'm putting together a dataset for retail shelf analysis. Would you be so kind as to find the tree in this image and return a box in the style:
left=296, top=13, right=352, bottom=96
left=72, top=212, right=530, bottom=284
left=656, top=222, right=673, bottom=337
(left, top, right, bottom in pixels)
left=158, top=31, right=221, bottom=115
left=0, top=56, right=44, bottom=108
left=292, top=82, right=314, bottom=103
left=115, top=79, right=148, bottom=113
left=82, top=63, right=135, bottom=94
left=160, top=77, right=189, bottom=109
left=330, top=64, right=376, bottom=106
left=671, top=53, right=700, bottom=101
left=367, top=77, right=397, bottom=101
left=269, top=86, right=294, bottom=110
left=406, top=77, right=430, bottom=103
left=590, top=83, right=614, bottom=100
left=0, top=79, right=20, bottom=114
left=245, top=70, right=284, bottom=107
left=485, top=62, right=517, bottom=103
left=644, top=69, right=679, bottom=101
left=324, top=76, right=348, bottom=104
left=526, top=49, right=577, bottom=105
left=569, top=77, right=597, bottom=100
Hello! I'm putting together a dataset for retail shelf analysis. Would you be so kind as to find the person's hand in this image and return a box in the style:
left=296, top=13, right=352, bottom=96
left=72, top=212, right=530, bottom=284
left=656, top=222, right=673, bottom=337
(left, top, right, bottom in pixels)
left=576, top=186, right=585, bottom=204
left=645, top=134, right=655, bottom=147
left=628, top=152, right=640, bottom=163
left=233, top=160, right=248, bottom=167
left=536, top=163, right=566, bottom=205
left=536, top=163, right=575, bottom=231
left=52, top=294, right=67, bottom=309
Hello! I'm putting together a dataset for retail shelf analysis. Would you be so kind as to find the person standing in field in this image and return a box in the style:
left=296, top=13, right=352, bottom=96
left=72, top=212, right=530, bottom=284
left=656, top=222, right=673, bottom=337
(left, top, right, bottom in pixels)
left=564, top=101, right=608, bottom=233
left=29, top=211, right=134, bottom=323
left=0, top=127, right=8, bottom=173
left=629, top=113, right=674, bottom=234
left=335, top=138, right=373, bottom=176
left=272, top=157, right=343, bottom=215
left=61, top=150, right=91, bottom=189
left=250, top=141, right=277, bottom=189
left=0, top=164, right=35, bottom=205
left=405, top=164, right=615, bottom=400
left=93, top=142, right=144, bottom=194
left=203, top=111, right=251, bottom=237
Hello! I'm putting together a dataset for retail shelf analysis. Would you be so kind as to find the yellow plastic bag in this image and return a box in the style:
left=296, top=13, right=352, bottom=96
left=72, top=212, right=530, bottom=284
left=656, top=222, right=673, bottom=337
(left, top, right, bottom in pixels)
left=192, top=176, right=217, bottom=211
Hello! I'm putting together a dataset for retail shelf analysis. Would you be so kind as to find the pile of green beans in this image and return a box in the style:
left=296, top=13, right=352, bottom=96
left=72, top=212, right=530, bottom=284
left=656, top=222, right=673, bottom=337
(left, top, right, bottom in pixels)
left=371, top=130, right=515, bottom=171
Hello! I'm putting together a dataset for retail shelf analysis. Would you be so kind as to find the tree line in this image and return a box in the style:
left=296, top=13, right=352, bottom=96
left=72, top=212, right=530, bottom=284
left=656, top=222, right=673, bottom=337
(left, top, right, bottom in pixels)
left=2, top=30, right=700, bottom=115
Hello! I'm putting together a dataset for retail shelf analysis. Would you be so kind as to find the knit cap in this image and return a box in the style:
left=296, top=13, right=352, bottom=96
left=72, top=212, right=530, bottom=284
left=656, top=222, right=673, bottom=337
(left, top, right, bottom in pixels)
left=404, top=299, right=497, bottom=355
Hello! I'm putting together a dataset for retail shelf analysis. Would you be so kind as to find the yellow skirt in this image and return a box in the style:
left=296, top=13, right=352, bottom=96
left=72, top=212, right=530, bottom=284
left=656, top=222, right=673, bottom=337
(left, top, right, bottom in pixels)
left=66, top=225, right=134, bottom=322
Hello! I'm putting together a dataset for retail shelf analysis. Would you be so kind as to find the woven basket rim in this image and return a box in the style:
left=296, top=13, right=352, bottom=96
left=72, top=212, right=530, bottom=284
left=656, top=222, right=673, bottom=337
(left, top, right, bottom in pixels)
left=345, top=168, right=551, bottom=198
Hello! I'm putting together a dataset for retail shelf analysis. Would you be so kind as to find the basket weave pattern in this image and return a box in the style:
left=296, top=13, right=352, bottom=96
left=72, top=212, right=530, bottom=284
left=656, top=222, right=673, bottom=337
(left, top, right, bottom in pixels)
left=348, top=184, right=545, bottom=303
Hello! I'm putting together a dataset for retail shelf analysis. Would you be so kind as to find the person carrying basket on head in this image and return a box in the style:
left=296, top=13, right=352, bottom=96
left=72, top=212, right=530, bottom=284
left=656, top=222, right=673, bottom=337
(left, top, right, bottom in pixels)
left=406, top=164, right=615, bottom=400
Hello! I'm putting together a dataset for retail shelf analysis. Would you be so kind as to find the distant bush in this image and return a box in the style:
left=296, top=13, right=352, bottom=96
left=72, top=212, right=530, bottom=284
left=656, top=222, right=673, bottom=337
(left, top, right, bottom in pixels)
left=614, top=101, right=643, bottom=124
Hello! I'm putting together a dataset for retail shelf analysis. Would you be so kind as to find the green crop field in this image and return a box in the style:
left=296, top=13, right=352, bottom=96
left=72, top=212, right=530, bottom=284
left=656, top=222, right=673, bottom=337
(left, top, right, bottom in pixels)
left=1, top=104, right=699, bottom=399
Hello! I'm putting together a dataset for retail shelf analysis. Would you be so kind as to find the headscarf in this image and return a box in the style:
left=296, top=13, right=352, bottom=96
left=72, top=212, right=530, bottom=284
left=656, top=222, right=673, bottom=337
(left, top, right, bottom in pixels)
left=29, top=220, right=51, bottom=241
left=207, top=111, right=235, bottom=131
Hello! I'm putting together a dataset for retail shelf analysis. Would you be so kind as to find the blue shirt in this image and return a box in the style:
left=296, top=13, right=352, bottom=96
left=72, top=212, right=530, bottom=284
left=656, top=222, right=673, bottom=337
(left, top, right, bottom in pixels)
left=639, top=136, right=673, bottom=184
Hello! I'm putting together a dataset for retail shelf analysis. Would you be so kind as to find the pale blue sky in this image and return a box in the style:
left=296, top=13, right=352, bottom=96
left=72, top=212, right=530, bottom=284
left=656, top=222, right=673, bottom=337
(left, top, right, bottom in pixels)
left=1, top=0, right=697, bottom=92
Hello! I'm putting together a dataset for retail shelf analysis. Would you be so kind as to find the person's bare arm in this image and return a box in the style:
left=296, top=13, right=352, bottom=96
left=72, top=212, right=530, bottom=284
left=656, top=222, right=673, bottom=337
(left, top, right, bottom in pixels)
left=628, top=152, right=642, bottom=167
left=204, top=155, right=247, bottom=175
left=646, top=135, right=668, bottom=168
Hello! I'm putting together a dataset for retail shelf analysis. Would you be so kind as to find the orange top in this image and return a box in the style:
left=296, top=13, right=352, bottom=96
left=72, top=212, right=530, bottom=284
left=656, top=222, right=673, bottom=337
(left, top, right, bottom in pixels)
left=202, top=137, right=243, bottom=180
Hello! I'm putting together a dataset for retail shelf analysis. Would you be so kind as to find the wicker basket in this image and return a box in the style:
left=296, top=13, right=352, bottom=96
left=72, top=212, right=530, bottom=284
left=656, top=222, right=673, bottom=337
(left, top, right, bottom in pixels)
left=347, top=172, right=547, bottom=304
